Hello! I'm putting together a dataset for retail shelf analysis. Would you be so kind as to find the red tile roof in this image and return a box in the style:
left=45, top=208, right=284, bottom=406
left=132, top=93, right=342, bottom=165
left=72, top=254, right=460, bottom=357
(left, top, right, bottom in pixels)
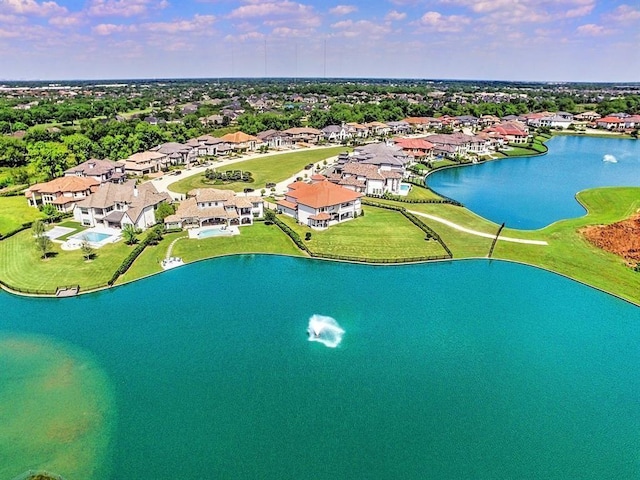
left=286, top=180, right=362, bottom=209
left=25, top=176, right=99, bottom=195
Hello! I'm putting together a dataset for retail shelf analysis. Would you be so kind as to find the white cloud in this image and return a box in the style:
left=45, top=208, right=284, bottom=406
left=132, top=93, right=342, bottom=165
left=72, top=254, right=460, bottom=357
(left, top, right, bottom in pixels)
left=330, top=19, right=392, bottom=39
left=605, top=5, right=640, bottom=23
left=414, top=11, right=470, bottom=32
left=142, top=14, right=216, bottom=34
left=86, top=0, right=166, bottom=18
left=329, top=5, right=357, bottom=16
left=441, top=0, right=595, bottom=23
left=0, top=0, right=67, bottom=17
left=576, top=23, right=613, bottom=36
left=385, top=10, right=407, bottom=21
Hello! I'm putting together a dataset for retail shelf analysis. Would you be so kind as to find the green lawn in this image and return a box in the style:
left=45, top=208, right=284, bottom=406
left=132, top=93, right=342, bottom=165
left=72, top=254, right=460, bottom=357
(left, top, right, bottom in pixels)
left=168, top=147, right=349, bottom=194
left=119, top=223, right=304, bottom=283
left=496, top=187, right=640, bottom=304
left=0, top=196, right=44, bottom=236
left=278, top=206, right=449, bottom=261
left=0, top=230, right=131, bottom=293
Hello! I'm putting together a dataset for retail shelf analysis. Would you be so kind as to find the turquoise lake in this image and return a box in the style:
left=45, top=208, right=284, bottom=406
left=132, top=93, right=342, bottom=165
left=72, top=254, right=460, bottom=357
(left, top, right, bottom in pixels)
left=3, top=135, right=640, bottom=479
left=427, top=136, right=640, bottom=229
left=2, top=256, right=640, bottom=479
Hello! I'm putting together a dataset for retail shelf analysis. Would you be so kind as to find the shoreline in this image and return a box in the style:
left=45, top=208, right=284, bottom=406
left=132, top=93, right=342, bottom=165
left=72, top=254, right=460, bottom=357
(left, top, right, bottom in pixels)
left=1, top=133, right=639, bottom=305
left=2, top=252, right=639, bottom=309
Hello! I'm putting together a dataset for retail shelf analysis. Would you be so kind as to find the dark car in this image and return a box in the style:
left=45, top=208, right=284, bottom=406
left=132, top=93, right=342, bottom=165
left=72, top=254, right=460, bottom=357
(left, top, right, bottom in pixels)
left=305, top=163, right=314, bottom=169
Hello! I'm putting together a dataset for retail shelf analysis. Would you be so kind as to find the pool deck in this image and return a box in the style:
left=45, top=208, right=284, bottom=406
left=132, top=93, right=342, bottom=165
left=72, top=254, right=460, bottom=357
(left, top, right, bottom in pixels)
left=188, top=226, right=240, bottom=239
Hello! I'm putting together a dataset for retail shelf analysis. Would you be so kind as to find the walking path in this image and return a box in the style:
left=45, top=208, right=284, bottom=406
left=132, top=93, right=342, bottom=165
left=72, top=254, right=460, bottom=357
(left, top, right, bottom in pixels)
left=408, top=210, right=548, bottom=245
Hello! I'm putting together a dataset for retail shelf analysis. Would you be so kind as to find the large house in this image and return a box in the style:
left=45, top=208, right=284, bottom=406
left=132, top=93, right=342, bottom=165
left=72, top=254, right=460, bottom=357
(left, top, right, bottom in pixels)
left=123, top=151, right=167, bottom=176
left=424, top=132, right=490, bottom=158
left=25, top=176, right=99, bottom=213
left=277, top=179, right=362, bottom=229
left=64, top=159, right=126, bottom=184
left=483, top=121, right=530, bottom=144
left=393, top=137, right=435, bottom=160
left=164, top=188, right=264, bottom=229
left=328, top=162, right=403, bottom=196
left=74, top=180, right=171, bottom=230
left=350, top=142, right=413, bottom=172
left=219, top=131, right=263, bottom=153
left=152, top=142, right=196, bottom=167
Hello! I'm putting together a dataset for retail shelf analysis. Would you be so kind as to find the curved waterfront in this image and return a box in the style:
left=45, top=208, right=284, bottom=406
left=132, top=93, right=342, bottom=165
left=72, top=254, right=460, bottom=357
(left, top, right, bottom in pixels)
left=2, top=255, right=640, bottom=479
left=427, top=136, right=640, bottom=229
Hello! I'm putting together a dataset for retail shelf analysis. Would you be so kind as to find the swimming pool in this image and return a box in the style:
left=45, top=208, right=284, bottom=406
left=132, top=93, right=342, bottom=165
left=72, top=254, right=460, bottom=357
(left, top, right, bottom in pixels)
left=65, top=227, right=121, bottom=248
left=75, top=232, right=111, bottom=242
left=398, top=183, right=412, bottom=196
left=197, top=226, right=235, bottom=238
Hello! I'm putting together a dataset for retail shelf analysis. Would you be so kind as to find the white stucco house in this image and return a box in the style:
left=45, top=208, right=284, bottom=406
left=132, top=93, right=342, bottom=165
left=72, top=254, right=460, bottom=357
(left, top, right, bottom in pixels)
left=74, top=180, right=171, bottom=230
left=276, top=179, right=362, bottom=229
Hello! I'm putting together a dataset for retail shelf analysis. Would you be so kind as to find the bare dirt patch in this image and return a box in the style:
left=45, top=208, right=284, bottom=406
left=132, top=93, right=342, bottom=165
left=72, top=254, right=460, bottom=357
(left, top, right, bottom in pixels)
left=582, top=214, right=640, bottom=266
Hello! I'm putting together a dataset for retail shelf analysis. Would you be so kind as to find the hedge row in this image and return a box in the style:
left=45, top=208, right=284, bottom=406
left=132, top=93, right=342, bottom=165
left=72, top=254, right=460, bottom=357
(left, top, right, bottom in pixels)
left=107, top=225, right=164, bottom=285
left=0, top=221, right=34, bottom=240
left=271, top=214, right=310, bottom=253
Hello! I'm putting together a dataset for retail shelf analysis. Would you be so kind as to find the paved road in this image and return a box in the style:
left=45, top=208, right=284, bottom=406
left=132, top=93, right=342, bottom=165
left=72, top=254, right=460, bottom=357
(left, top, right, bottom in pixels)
left=148, top=145, right=341, bottom=200
left=408, top=210, right=549, bottom=245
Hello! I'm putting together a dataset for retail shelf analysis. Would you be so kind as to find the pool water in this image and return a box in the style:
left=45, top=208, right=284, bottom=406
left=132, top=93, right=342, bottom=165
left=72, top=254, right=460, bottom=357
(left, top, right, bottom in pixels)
left=399, top=183, right=411, bottom=192
left=72, top=231, right=111, bottom=243
left=198, top=227, right=233, bottom=238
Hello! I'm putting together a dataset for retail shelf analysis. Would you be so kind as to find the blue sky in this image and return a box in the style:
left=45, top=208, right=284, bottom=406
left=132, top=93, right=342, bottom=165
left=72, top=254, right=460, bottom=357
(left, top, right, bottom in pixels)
left=0, top=0, right=639, bottom=81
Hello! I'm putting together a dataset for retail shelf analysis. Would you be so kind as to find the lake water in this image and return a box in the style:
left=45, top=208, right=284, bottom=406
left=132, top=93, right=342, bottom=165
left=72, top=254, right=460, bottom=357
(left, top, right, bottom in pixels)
left=2, top=256, right=640, bottom=479
left=427, top=136, right=640, bottom=229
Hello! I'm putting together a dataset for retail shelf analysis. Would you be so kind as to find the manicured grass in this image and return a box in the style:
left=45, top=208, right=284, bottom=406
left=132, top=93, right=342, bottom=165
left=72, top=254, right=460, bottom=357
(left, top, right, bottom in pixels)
left=405, top=184, right=444, bottom=201
left=278, top=206, right=449, bottom=261
left=500, top=145, right=540, bottom=157
left=495, top=187, right=640, bottom=304
left=0, top=196, right=44, bottom=236
left=119, top=223, right=304, bottom=283
left=168, top=147, right=349, bottom=194
left=374, top=200, right=498, bottom=258
left=0, top=230, right=130, bottom=293
left=429, top=159, right=458, bottom=170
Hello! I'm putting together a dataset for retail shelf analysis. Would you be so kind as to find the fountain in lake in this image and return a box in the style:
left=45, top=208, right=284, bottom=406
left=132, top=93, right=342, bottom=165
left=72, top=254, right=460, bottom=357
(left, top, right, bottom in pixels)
left=307, top=314, right=344, bottom=348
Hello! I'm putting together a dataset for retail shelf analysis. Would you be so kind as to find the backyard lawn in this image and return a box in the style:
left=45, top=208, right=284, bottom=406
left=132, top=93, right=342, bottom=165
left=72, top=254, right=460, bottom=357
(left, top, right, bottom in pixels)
left=168, top=146, right=349, bottom=194
left=0, top=196, right=44, bottom=236
left=278, top=205, right=449, bottom=261
left=0, top=229, right=130, bottom=293
left=119, top=222, right=304, bottom=283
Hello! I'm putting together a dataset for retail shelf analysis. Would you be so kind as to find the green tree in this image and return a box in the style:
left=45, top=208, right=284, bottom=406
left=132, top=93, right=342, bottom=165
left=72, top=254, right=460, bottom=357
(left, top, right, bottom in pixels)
left=28, top=141, right=70, bottom=179
left=122, top=223, right=142, bottom=245
left=264, top=209, right=276, bottom=225
left=154, top=201, right=176, bottom=222
left=40, top=203, right=60, bottom=221
left=63, top=133, right=95, bottom=165
left=32, top=220, right=53, bottom=259
left=80, top=239, right=95, bottom=261
left=0, top=136, right=27, bottom=168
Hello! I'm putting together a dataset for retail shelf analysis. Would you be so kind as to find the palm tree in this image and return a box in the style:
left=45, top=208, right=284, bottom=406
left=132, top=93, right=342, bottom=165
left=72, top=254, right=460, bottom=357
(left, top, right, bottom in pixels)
left=122, top=224, right=142, bottom=245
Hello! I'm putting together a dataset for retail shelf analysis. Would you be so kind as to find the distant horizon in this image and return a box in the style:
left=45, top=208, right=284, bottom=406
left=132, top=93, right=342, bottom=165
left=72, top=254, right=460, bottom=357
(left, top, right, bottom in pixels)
left=1, top=76, right=639, bottom=86
left=0, top=1, right=639, bottom=82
